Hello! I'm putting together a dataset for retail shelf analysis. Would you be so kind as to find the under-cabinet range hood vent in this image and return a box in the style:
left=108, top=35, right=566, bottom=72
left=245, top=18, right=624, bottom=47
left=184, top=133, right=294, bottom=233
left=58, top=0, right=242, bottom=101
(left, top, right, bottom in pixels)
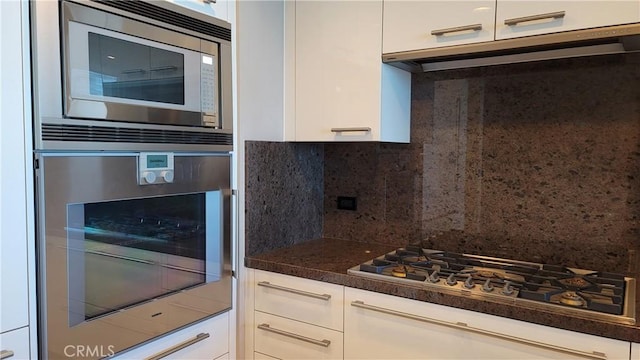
left=383, top=23, right=640, bottom=72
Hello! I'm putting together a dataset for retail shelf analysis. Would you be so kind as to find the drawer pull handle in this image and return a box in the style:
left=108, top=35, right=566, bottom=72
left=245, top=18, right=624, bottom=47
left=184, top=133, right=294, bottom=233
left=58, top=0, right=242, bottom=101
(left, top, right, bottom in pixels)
left=257, top=281, right=331, bottom=301
left=330, top=127, right=371, bottom=133
left=1, top=350, right=15, bottom=360
left=350, top=301, right=607, bottom=360
left=257, top=324, right=331, bottom=348
left=145, top=333, right=210, bottom=360
left=504, top=11, right=565, bottom=26
left=431, top=24, right=482, bottom=36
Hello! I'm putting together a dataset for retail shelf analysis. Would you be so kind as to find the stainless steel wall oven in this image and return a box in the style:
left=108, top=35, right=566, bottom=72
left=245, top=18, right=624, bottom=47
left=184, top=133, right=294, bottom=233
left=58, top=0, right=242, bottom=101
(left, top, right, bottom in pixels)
left=30, top=1, right=235, bottom=358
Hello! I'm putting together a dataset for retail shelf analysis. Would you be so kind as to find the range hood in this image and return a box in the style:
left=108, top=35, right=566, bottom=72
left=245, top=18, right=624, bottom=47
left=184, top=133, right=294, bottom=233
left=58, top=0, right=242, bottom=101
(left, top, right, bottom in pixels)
left=383, top=23, right=640, bottom=72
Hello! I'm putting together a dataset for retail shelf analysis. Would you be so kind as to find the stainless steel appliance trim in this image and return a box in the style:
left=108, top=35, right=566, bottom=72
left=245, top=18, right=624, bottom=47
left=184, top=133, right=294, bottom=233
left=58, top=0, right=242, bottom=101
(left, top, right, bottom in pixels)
left=0, top=350, right=15, bottom=360
left=144, top=333, right=210, bottom=360
left=431, top=24, right=483, bottom=36
left=330, top=127, right=372, bottom=133
left=257, top=324, right=331, bottom=348
left=504, top=11, right=566, bottom=26
left=85, top=249, right=155, bottom=265
left=351, top=300, right=607, bottom=360
left=257, top=281, right=332, bottom=301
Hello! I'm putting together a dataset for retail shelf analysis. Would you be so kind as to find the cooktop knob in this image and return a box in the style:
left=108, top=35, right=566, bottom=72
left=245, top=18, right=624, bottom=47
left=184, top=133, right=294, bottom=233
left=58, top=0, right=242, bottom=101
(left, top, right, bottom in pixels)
left=428, top=270, right=440, bottom=283
left=446, top=273, right=457, bottom=286
left=482, top=279, right=494, bottom=292
left=463, top=275, right=475, bottom=289
left=502, top=280, right=515, bottom=296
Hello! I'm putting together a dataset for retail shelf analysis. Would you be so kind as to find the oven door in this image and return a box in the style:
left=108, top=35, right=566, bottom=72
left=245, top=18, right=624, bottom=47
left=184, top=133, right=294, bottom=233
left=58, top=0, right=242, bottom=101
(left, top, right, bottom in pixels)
left=36, top=152, right=232, bottom=359
left=62, top=1, right=219, bottom=127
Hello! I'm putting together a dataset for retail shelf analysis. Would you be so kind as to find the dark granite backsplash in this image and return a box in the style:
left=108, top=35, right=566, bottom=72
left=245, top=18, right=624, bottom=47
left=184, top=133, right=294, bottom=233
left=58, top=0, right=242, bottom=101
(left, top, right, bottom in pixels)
left=246, top=53, right=640, bottom=274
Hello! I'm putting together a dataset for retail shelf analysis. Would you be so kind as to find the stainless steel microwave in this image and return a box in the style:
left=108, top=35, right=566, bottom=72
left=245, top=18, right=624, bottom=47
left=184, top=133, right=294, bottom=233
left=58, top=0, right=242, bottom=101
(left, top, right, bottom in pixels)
left=31, top=0, right=233, bottom=151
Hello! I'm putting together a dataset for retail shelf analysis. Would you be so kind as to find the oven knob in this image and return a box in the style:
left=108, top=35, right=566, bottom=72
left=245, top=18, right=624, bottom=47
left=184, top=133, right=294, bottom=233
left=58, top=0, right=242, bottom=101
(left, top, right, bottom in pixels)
left=161, top=170, right=174, bottom=183
left=446, top=273, right=457, bottom=286
left=463, top=276, right=475, bottom=289
left=482, top=279, right=494, bottom=292
left=143, top=171, right=157, bottom=184
left=428, top=270, right=440, bottom=283
left=502, top=281, right=515, bottom=296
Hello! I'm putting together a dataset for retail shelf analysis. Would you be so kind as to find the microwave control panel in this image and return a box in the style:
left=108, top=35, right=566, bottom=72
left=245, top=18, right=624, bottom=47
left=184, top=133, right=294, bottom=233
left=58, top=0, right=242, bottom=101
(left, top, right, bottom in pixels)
left=138, top=153, right=175, bottom=185
left=201, top=54, right=218, bottom=128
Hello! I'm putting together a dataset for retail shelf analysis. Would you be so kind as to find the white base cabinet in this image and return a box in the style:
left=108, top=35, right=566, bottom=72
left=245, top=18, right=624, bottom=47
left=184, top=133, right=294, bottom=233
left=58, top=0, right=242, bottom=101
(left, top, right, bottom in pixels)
left=344, top=287, right=631, bottom=360
left=113, top=312, right=229, bottom=360
left=253, top=270, right=344, bottom=359
left=0, top=327, right=31, bottom=360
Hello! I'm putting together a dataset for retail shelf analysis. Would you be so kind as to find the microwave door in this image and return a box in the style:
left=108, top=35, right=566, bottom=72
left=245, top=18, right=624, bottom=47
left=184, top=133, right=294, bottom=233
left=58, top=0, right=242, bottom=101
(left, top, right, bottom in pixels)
left=63, top=19, right=206, bottom=125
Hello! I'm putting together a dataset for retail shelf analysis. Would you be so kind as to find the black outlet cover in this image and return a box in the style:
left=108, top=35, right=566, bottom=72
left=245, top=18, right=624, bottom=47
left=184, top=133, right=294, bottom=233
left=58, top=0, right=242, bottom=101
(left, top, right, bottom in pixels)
left=337, top=196, right=357, bottom=211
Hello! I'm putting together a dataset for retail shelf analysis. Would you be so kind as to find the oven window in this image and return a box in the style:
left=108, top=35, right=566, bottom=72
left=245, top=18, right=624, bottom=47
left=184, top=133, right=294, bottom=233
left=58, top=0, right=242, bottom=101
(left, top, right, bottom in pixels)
left=88, top=32, right=185, bottom=105
left=66, top=192, right=223, bottom=325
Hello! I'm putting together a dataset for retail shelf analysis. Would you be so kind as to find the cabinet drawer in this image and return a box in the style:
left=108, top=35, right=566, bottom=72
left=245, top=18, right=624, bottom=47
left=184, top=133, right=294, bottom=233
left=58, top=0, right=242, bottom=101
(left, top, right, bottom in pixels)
left=0, top=327, right=30, bottom=360
left=255, top=311, right=343, bottom=360
left=255, top=270, right=344, bottom=331
left=495, top=1, right=640, bottom=40
left=383, top=0, right=496, bottom=53
left=114, top=312, right=228, bottom=359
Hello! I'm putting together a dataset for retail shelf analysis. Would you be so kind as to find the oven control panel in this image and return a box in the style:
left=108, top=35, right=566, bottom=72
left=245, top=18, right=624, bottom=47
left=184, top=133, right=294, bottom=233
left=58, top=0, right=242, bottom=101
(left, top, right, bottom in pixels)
left=138, top=153, right=175, bottom=185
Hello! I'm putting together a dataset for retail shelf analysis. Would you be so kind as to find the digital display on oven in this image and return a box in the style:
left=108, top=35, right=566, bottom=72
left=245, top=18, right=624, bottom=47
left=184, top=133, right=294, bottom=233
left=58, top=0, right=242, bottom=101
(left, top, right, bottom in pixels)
left=146, top=154, right=168, bottom=169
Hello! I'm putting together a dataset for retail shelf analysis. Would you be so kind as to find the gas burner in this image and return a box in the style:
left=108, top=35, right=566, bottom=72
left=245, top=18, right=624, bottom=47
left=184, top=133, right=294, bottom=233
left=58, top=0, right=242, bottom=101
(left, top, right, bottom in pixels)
left=559, top=291, right=585, bottom=307
left=348, top=246, right=636, bottom=325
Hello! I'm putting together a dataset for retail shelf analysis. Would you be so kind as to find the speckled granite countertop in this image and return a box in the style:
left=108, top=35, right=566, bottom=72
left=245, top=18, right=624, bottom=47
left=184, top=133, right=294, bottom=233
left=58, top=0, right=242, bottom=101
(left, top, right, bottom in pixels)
left=245, top=238, right=640, bottom=343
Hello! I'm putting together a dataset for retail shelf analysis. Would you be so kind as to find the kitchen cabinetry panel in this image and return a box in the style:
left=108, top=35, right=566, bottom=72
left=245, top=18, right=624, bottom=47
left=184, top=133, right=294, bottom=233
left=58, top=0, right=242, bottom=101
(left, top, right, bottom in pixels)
left=255, top=270, right=344, bottom=331
left=344, top=287, right=631, bottom=360
left=0, top=327, right=31, bottom=360
left=495, top=1, right=640, bottom=40
left=164, top=0, right=229, bottom=23
left=0, top=0, right=30, bottom=335
left=383, top=0, right=496, bottom=54
left=254, top=311, right=343, bottom=360
left=295, top=0, right=410, bottom=142
left=113, top=312, right=229, bottom=359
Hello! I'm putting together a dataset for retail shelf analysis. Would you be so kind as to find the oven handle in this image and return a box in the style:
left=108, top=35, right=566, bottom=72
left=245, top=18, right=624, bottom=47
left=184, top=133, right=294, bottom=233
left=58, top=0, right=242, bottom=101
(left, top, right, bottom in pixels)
left=257, top=281, right=331, bottom=301
left=350, top=301, right=607, bottom=360
left=144, top=333, right=210, bottom=360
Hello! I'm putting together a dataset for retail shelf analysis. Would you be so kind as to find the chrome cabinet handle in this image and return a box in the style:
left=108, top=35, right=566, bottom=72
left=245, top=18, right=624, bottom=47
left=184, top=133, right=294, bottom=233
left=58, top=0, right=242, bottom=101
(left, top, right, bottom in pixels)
left=257, top=324, right=331, bottom=348
left=145, top=333, right=210, bottom=360
left=203, top=0, right=217, bottom=4
left=350, top=301, right=607, bottom=360
left=431, top=24, right=483, bottom=36
left=257, top=281, right=331, bottom=301
left=330, top=127, right=371, bottom=133
left=504, top=11, right=565, bottom=26
left=0, top=350, right=15, bottom=360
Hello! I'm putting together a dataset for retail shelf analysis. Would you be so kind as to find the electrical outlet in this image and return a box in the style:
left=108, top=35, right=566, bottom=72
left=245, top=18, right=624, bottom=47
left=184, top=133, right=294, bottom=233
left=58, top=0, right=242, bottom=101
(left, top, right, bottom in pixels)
left=337, top=196, right=357, bottom=211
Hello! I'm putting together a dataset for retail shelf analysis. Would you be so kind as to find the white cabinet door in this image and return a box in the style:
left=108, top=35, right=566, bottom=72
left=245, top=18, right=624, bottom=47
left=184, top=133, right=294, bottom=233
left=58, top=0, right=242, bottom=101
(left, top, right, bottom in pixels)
left=0, top=0, right=30, bottom=335
left=113, top=312, right=229, bottom=360
left=254, top=312, right=343, bottom=360
left=295, top=0, right=410, bottom=143
left=164, top=0, right=229, bottom=22
left=344, top=287, right=630, bottom=360
left=495, top=1, right=640, bottom=40
left=255, top=270, right=344, bottom=331
left=383, top=0, right=496, bottom=54
left=0, top=327, right=31, bottom=360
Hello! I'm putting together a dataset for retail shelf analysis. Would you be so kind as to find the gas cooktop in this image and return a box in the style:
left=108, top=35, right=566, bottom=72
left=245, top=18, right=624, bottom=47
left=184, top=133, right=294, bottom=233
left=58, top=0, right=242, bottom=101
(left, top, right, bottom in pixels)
left=348, top=245, right=636, bottom=325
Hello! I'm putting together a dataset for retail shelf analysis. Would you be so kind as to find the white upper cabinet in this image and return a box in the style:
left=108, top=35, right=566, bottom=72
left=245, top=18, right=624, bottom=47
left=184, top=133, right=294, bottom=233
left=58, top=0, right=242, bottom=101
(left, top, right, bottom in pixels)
left=295, top=0, right=411, bottom=142
left=164, top=0, right=229, bottom=23
left=383, top=1, right=496, bottom=54
left=495, top=1, right=640, bottom=40
left=383, top=0, right=640, bottom=53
